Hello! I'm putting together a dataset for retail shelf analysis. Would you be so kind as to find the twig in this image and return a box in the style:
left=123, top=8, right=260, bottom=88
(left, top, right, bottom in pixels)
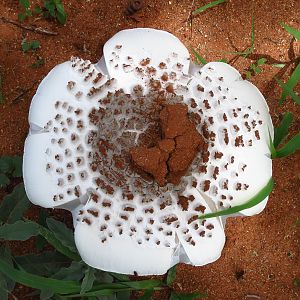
left=245, top=295, right=261, bottom=299
left=188, top=0, right=195, bottom=39
left=11, top=81, right=37, bottom=103
left=0, top=16, right=58, bottom=36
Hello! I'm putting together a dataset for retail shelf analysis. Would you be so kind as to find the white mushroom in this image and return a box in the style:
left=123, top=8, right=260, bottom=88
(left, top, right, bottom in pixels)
left=23, top=28, right=273, bottom=275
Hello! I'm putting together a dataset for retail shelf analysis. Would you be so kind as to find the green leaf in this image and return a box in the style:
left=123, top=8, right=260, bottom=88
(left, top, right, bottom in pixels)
left=40, top=289, right=54, bottom=300
left=280, top=23, right=300, bottom=41
left=55, top=1, right=67, bottom=25
left=166, top=265, right=177, bottom=286
left=52, top=261, right=84, bottom=281
left=276, top=77, right=300, bottom=106
left=116, top=290, right=131, bottom=300
left=38, top=225, right=80, bottom=261
left=0, top=246, right=15, bottom=294
left=7, top=188, right=30, bottom=224
left=0, top=173, right=10, bottom=188
left=11, top=157, right=22, bottom=177
left=257, top=58, right=267, bottom=66
left=31, top=57, right=45, bottom=68
left=108, top=272, right=130, bottom=282
left=122, top=280, right=162, bottom=290
left=18, top=12, right=26, bottom=21
left=94, top=270, right=114, bottom=284
left=0, top=183, right=31, bottom=224
left=293, top=278, right=300, bottom=287
left=35, top=209, right=50, bottom=250
left=0, top=259, right=81, bottom=294
left=191, top=48, right=207, bottom=65
left=0, top=276, right=8, bottom=300
left=253, top=66, right=262, bottom=74
left=193, top=0, right=226, bottom=15
left=21, top=39, right=40, bottom=52
left=273, top=112, right=293, bottom=148
left=138, top=289, right=153, bottom=300
left=65, top=289, right=127, bottom=297
left=272, top=63, right=285, bottom=68
left=199, top=178, right=274, bottom=219
left=0, top=220, right=39, bottom=241
left=34, top=6, right=43, bottom=14
left=44, top=1, right=56, bottom=17
left=46, top=218, right=77, bottom=252
left=19, top=0, right=30, bottom=9
left=279, top=62, right=300, bottom=105
left=21, top=39, right=31, bottom=52
left=245, top=71, right=252, bottom=80
left=169, top=293, right=179, bottom=300
left=15, top=251, right=68, bottom=277
left=81, top=267, right=96, bottom=294
left=0, top=156, right=22, bottom=176
left=274, top=132, right=300, bottom=158
left=57, top=11, right=67, bottom=24
left=74, top=280, right=163, bottom=297
left=31, top=40, right=40, bottom=50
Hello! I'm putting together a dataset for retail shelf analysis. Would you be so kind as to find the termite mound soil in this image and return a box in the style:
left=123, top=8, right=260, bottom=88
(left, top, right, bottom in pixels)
left=130, top=103, right=205, bottom=186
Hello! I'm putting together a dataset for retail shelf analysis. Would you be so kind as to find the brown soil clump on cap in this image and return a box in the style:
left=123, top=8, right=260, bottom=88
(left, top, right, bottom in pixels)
left=130, top=104, right=205, bottom=186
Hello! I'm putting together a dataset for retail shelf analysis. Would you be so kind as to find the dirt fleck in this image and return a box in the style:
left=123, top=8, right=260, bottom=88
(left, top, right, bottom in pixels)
left=130, top=104, right=205, bottom=186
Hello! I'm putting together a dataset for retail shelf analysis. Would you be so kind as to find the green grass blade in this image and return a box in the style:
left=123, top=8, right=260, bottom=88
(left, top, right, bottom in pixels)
left=275, top=132, right=300, bottom=158
left=122, top=280, right=162, bottom=290
left=191, top=48, right=207, bottom=65
left=279, top=62, right=300, bottom=105
left=0, top=221, right=39, bottom=241
left=0, top=259, right=81, bottom=294
left=280, top=23, right=300, bottom=41
left=64, top=280, right=164, bottom=298
left=269, top=132, right=277, bottom=159
left=199, top=178, right=274, bottom=219
left=276, top=77, right=300, bottom=106
left=273, top=112, right=293, bottom=148
left=64, top=288, right=130, bottom=297
left=192, top=0, right=226, bottom=15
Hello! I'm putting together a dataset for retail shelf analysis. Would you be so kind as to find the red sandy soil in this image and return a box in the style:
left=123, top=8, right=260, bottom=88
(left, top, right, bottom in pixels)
left=0, top=0, right=299, bottom=299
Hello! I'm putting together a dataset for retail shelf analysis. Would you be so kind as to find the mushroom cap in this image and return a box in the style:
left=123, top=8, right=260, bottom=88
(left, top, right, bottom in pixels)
left=23, top=28, right=273, bottom=275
